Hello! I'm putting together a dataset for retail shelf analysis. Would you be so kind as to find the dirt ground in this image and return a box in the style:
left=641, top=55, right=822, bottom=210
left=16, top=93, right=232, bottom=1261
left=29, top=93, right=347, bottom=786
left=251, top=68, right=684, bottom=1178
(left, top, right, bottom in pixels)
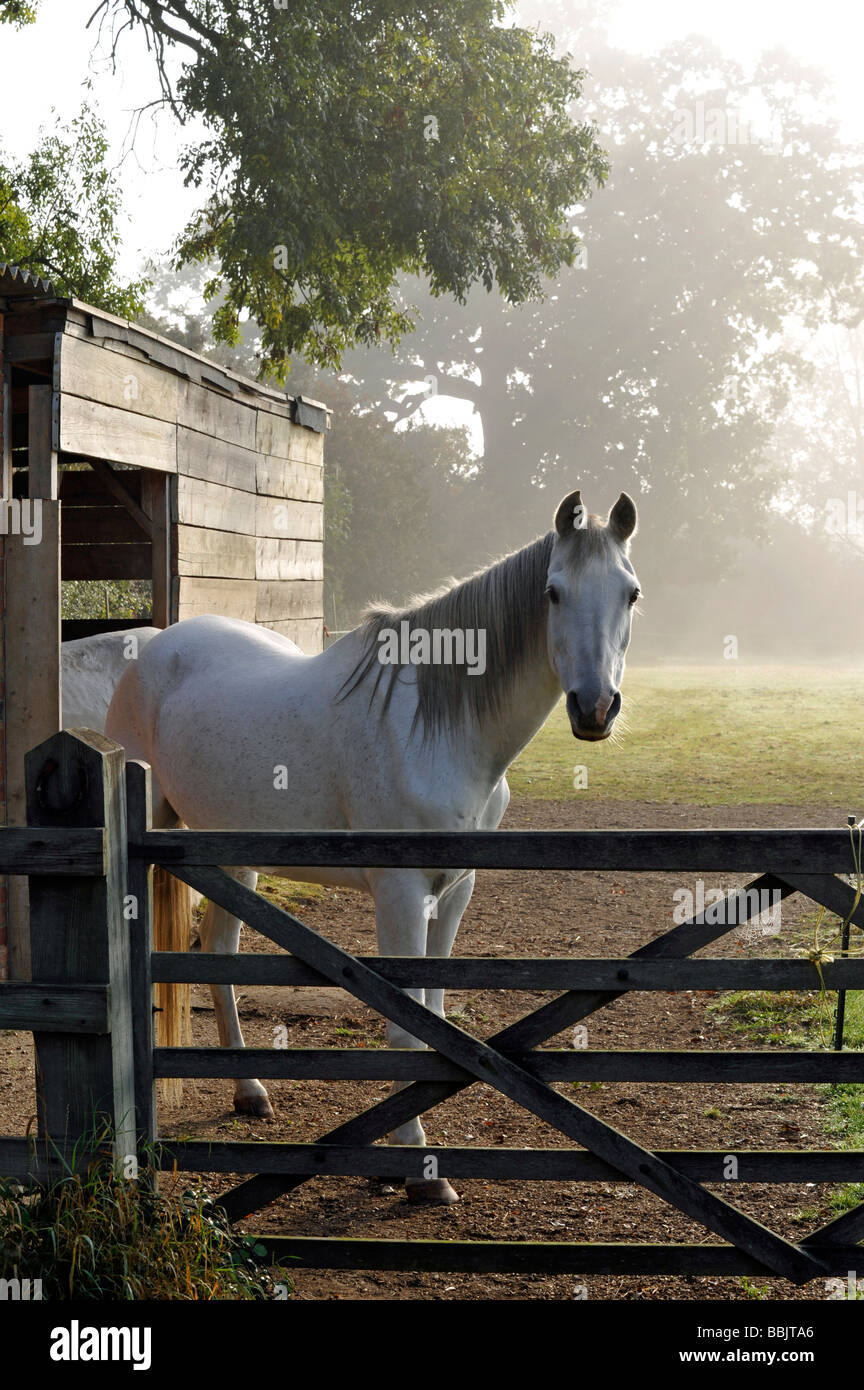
left=1, top=796, right=858, bottom=1302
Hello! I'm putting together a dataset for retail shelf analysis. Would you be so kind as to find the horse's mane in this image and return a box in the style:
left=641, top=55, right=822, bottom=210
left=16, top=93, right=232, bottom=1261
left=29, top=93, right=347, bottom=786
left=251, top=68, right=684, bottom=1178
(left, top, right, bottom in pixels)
left=337, top=517, right=618, bottom=740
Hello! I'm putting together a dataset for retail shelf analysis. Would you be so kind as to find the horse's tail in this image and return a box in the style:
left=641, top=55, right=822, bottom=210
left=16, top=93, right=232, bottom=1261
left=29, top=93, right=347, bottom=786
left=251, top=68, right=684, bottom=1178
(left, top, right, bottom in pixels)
left=153, top=863, right=192, bottom=1107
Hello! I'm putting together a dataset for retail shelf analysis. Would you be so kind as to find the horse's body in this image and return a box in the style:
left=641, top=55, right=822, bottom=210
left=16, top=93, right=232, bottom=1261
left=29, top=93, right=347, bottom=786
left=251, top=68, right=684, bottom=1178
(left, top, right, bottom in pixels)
left=61, top=627, right=162, bottom=732
left=100, top=489, right=640, bottom=1201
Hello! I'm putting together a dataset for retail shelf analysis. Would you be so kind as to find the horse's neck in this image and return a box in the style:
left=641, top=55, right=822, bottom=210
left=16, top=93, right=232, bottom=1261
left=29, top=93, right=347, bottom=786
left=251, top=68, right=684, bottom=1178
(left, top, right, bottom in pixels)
left=468, top=622, right=561, bottom=782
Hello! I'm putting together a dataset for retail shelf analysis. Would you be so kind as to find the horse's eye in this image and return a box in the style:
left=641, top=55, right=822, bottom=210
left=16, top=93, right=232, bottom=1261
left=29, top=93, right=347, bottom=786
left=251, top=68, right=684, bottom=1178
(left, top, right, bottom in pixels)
left=545, top=586, right=560, bottom=605
left=629, top=589, right=640, bottom=606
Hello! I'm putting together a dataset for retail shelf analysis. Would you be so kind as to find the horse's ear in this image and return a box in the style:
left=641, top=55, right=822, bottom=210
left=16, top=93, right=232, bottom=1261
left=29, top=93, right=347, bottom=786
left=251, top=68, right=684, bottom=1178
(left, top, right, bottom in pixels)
left=554, top=489, right=586, bottom=536
left=608, top=492, right=637, bottom=542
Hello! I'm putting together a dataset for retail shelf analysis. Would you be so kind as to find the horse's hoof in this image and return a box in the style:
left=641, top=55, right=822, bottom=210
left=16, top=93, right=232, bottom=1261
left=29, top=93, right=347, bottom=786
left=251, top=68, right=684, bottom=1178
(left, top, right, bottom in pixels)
left=405, top=1178, right=459, bottom=1205
left=234, top=1091, right=275, bottom=1120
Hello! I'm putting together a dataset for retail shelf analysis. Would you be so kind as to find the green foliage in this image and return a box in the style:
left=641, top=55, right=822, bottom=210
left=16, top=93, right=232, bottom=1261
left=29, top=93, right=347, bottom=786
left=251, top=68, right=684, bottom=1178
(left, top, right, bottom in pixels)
left=0, top=102, right=148, bottom=317
left=61, top=580, right=151, bottom=622
left=0, top=1, right=36, bottom=26
left=0, top=1145, right=287, bottom=1300
left=102, top=0, right=607, bottom=371
left=341, top=7, right=864, bottom=577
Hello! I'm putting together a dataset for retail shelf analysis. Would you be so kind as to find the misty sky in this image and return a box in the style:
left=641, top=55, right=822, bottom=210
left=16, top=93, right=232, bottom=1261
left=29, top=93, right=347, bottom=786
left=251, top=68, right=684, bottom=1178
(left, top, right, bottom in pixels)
left=0, top=0, right=862, bottom=283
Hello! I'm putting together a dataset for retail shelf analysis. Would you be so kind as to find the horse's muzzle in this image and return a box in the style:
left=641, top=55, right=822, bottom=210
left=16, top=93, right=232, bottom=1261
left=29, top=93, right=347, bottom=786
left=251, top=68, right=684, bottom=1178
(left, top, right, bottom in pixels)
left=566, top=689, right=621, bottom=740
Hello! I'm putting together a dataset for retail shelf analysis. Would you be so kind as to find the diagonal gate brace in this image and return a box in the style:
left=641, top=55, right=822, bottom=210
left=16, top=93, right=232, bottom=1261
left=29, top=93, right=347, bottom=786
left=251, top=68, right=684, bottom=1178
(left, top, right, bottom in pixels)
left=216, top=875, right=794, bottom=1214
left=167, top=866, right=824, bottom=1285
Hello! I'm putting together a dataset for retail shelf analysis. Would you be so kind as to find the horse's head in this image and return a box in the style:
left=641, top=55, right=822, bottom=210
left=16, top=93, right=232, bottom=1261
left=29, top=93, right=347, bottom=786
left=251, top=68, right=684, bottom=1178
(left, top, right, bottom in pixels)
left=545, top=488, right=639, bottom=741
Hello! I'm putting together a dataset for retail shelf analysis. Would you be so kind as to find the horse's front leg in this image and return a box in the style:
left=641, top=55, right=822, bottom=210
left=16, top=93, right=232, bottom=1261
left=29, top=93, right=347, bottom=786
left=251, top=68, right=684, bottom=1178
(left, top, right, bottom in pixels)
left=199, top=866, right=274, bottom=1119
left=425, top=870, right=475, bottom=1023
left=373, top=869, right=460, bottom=1205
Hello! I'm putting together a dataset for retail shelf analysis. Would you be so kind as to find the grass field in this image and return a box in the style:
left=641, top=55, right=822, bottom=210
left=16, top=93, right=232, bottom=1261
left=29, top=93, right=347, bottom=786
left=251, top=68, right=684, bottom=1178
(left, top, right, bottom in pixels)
left=509, top=665, right=864, bottom=805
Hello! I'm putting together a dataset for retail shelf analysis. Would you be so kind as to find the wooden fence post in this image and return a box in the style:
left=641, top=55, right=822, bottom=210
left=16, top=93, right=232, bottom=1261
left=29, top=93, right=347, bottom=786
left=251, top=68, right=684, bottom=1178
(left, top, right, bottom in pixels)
left=25, top=729, right=137, bottom=1171
left=125, top=759, right=156, bottom=1153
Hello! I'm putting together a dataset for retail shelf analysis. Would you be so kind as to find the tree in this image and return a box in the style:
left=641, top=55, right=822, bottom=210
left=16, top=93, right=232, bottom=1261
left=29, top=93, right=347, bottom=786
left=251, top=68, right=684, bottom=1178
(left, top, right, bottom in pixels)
left=8, top=0, right=609, bottom=371
left=0, top=100, right=147, bottom=317
left=336, top=11, right=864, bottom=582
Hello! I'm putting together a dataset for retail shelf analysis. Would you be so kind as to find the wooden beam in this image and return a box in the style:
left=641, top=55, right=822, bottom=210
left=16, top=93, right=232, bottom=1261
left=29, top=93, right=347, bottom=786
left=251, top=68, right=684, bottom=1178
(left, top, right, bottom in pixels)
left=176, top=524, right=256, bottom=580
left=61, top=544, right=151, bottom=581
left=59, top=394, right=177, bottom=473
left=211, top=876, right=794, bottom=1219
left=5, top=398, right=61, bottom=977
left=26, top=730, right=137, bottom=1165
left=0, top=826, right=106, bottom=875
left=27, top=386, right=57, bottom=497
left=61, top=507, right=147, bottom=545
left=0, top=981, right=109, bottom=1032
left=60, top=468, right=142, bottom=504
left=88, top=460, right=153, bottom=538
left=255, top=579, right=323, bottom=622
left=135, top=828, right=864, bottom=873
left=126, top=760, right=156, bottom=1149
left=236, top=1235, right=864, bottom=1279
left=153, top=1046, right=864, bottom=1084
left=150, top=951, right=864, bottom=991
left=142, top=471, right=171, bottom=627
left=175, top=575, right=256, bottom=622
left=152, top=1140, right=864, bottom=1184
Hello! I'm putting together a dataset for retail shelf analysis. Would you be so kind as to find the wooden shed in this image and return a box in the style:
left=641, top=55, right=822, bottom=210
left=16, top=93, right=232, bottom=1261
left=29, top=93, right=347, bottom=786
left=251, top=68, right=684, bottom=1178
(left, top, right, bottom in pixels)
left=0, top=263, right=328, bottom=978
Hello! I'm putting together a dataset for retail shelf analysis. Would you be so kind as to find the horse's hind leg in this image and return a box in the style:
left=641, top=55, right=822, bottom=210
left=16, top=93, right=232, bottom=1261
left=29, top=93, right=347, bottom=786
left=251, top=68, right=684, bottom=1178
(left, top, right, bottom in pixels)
left=199, top=867, right=274, bottom=1119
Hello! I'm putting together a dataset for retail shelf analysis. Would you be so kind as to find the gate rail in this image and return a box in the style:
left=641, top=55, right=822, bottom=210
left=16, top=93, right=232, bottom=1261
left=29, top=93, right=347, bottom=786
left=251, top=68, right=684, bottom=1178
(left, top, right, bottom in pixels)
left=1, top=729, right=863, bottom=1285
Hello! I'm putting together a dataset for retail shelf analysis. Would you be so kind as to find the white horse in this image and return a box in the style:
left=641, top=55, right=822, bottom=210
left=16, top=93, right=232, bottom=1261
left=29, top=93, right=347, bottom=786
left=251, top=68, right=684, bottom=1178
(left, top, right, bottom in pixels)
left=62, top=627, right=162, bottom=732
left=101, top=488, right=639, bottom=1202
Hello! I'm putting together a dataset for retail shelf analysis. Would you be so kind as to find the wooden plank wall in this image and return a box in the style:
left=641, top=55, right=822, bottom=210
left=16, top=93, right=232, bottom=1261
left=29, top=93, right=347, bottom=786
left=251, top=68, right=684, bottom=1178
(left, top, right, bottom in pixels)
left=58, top=333, right=324, bottom=652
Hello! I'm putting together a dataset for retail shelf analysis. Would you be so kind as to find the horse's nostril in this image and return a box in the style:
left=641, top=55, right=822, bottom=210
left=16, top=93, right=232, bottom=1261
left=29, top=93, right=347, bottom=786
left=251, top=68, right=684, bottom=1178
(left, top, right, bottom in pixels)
left=566, top=689, right=586, bottom=722
left=567, top=689, right=621, bottom=730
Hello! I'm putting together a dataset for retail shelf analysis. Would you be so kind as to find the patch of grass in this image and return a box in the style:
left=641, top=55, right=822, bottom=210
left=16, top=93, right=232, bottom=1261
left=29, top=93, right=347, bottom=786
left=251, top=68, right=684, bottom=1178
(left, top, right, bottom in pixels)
left=739, top=1276, right=771, bottom=1300
left=509, top=665, right=864, bottom=804
left=0, top=1145, right=289, bottom=1300
left=257, top=875, right=327, bottom=913
left=706, top=989, right=821, bottom=1048
left=709, top=984, right=864, bottom=1215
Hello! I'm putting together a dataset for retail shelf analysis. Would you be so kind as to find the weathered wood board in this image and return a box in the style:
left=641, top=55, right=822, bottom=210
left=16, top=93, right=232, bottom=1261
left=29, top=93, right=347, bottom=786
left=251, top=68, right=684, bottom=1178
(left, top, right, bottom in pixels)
left=258, top=617, right=323, bottom=652
left=255, top=580, right=323, bottom=623
left=256, top=495, right=323, bottom=541
left=256, top=411, right=324, bottom=464
left=255, top=537, right=322, bottom=582
left=256, top=455, right=323, bottom=503
left=176, top=525, right=257, bottom=580
left=59, top=395, right=177, bottom=472
left=175, top=576, right=257, bottom=622
left=174, top=475, right=258, bottom=535
left=178, top=380, right=257, bottom=452
left=177, top=425, right=258, bottom=493
left=59, top=334, right=179, bottom=424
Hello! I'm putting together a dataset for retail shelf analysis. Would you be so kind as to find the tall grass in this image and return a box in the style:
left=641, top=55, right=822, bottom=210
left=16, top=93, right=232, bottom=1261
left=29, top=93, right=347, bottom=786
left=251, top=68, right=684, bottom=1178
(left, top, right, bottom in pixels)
left=0, top=1135, right=288, bottom=1300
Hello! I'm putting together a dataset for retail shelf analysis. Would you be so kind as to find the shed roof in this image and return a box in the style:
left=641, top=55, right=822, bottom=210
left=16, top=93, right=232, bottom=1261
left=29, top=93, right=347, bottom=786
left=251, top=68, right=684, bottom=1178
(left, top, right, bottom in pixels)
left=0, top=263, right=330, bottom=433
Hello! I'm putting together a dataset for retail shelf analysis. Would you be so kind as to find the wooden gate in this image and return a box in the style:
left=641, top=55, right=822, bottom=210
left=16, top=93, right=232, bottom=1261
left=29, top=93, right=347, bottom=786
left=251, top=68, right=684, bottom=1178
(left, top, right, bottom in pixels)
left=2, top=729, right=864, bottom=1285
